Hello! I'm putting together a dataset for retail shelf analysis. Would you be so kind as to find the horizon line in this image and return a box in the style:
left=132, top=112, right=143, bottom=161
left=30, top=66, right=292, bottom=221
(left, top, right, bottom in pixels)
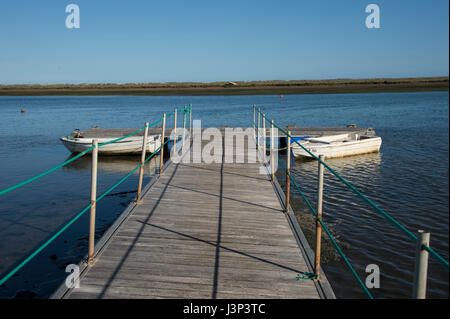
left=1, top=76, right=449, bottom=86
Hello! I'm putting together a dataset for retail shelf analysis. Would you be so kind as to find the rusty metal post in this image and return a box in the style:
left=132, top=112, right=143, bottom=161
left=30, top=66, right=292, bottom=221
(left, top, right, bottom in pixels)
left=270, top=120, right=275, bottom=181
left=286, top=131, right=291, bottom=213
left=136, top=122, right=149, bottom=204
left=413, top=230, right=430, bottom=299
left=159, top=113, right=166, bottom=175
left=314, top=155, right=324, bottom=277
left=88, top=139, right=98, bottom=264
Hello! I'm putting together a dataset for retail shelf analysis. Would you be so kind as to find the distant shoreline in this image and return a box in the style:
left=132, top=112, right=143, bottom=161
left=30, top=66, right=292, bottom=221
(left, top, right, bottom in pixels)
left=0, top=77, right=448, bottom=96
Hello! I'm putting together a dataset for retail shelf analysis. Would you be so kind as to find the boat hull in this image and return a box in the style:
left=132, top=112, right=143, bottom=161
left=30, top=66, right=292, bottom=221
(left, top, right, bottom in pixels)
left=60, top=135, right=162, bottom=155
left=291, top=136, right=382, bottom=159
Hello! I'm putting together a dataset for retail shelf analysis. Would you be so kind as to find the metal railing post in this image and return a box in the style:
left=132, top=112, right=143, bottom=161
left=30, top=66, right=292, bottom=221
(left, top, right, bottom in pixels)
left=262, top=113, right=266, bottom=163
left=315, top=155, right=325, bottom=277
left=182, top=108, right=186, bottom=149
left=270, top=120, right=275, bottom=181
left=88, top=139, right=98, bottom=264
left=413, top=230, right=430, bottom=299
left=159, top=113, right=166, bottom=175
left=286, top=131, right=291, bottom=213
left=256, top=107, right=260, bottom=151
left=252, top=105, right=255, bottom=137
left=136, top=122, right=149, bottom=204
left=173, top=108, right=177, bottom=152
left=189, top=104, right=192, bottom=139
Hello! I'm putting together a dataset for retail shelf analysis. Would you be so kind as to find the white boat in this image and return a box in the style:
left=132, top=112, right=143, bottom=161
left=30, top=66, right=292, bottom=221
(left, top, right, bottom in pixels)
left=60, top=129, right=162, bottom=155
left=291, top=133, right=382, bottom=159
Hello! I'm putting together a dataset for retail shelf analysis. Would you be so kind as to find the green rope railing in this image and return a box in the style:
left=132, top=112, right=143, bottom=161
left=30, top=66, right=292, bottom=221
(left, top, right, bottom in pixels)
left=0, top=113, right=171, bottom=197
left=277, top=158, right=373, bottom=298
left=258, top=108, right=449, bottom=270
left=0, top=126, right=148, bottom=196
left=0, top=202, right=93, bottom=286
left=96, top=139, right=169, bottom=203
left=423, top=245, right=449, bottom=269
left=0, top=110, right=175, bottom=287
left=98, top=126, right=147, bottom=147
left=0, top=146, right=94, bottom=196
left=99, top=112, right=172, bottom=147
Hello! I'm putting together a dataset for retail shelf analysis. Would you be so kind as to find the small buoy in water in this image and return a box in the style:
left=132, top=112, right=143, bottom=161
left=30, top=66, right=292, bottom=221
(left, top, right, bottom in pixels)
left=280, top=94, right=284, bottom=98
left=20, top=108, right=25, bottom=113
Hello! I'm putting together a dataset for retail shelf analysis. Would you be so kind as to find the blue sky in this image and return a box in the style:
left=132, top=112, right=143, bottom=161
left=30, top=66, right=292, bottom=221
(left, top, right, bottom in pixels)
left=0, top=0, right=448, bottom=84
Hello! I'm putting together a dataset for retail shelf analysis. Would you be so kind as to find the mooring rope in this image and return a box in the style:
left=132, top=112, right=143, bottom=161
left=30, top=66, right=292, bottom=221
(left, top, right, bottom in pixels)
left=296, top=273, right=318, bottom=281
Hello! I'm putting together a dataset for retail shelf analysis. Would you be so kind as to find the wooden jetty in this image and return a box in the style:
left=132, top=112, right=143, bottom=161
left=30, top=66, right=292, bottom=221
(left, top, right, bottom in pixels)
left=76, top=125, right=372, bottom=139
left=52, top=130, right=335, bottom=299
left=1, top=101, right=442, bottom=299
left=73, top=125, right=374, bottom=154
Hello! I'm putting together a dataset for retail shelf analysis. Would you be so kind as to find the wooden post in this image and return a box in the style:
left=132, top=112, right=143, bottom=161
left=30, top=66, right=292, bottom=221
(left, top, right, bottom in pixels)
left=270, top=120, right=275, bottom=181
left=413, top=230, right=430, bottom=299
left=286, top=131, right=291, bottom=213
left=314, top=155, right=324, bottom=277
left=88, top=139, right=98, bottom=264
left=136, top=122, right=149, bottom=204
left=262, top=114, right=266, bottom=163
left=159, top=113, right=166, bottom=176
left=173, top=108, right=177, bottom=153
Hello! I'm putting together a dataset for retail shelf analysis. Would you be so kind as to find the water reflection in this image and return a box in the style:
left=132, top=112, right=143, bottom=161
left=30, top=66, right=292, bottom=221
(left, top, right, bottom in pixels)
left=62, top=154, right=159, bottom=176
left=292, top=151, right=382, bottom=176
left=286, top=151, right=383, bottom=221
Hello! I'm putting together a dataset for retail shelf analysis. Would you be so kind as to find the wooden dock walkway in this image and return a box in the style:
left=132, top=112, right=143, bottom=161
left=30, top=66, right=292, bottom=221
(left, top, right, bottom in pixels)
left=56, top=131, right=334, bottom=299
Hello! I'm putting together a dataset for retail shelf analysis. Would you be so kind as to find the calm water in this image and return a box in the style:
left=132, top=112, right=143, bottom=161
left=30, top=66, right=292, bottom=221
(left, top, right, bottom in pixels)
left=0, top=92, right=448, bottom=298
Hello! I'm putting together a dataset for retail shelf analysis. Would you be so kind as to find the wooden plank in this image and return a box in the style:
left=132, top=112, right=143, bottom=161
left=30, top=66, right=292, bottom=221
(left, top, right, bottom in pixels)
left=63, top=130, right=326, bottom=299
